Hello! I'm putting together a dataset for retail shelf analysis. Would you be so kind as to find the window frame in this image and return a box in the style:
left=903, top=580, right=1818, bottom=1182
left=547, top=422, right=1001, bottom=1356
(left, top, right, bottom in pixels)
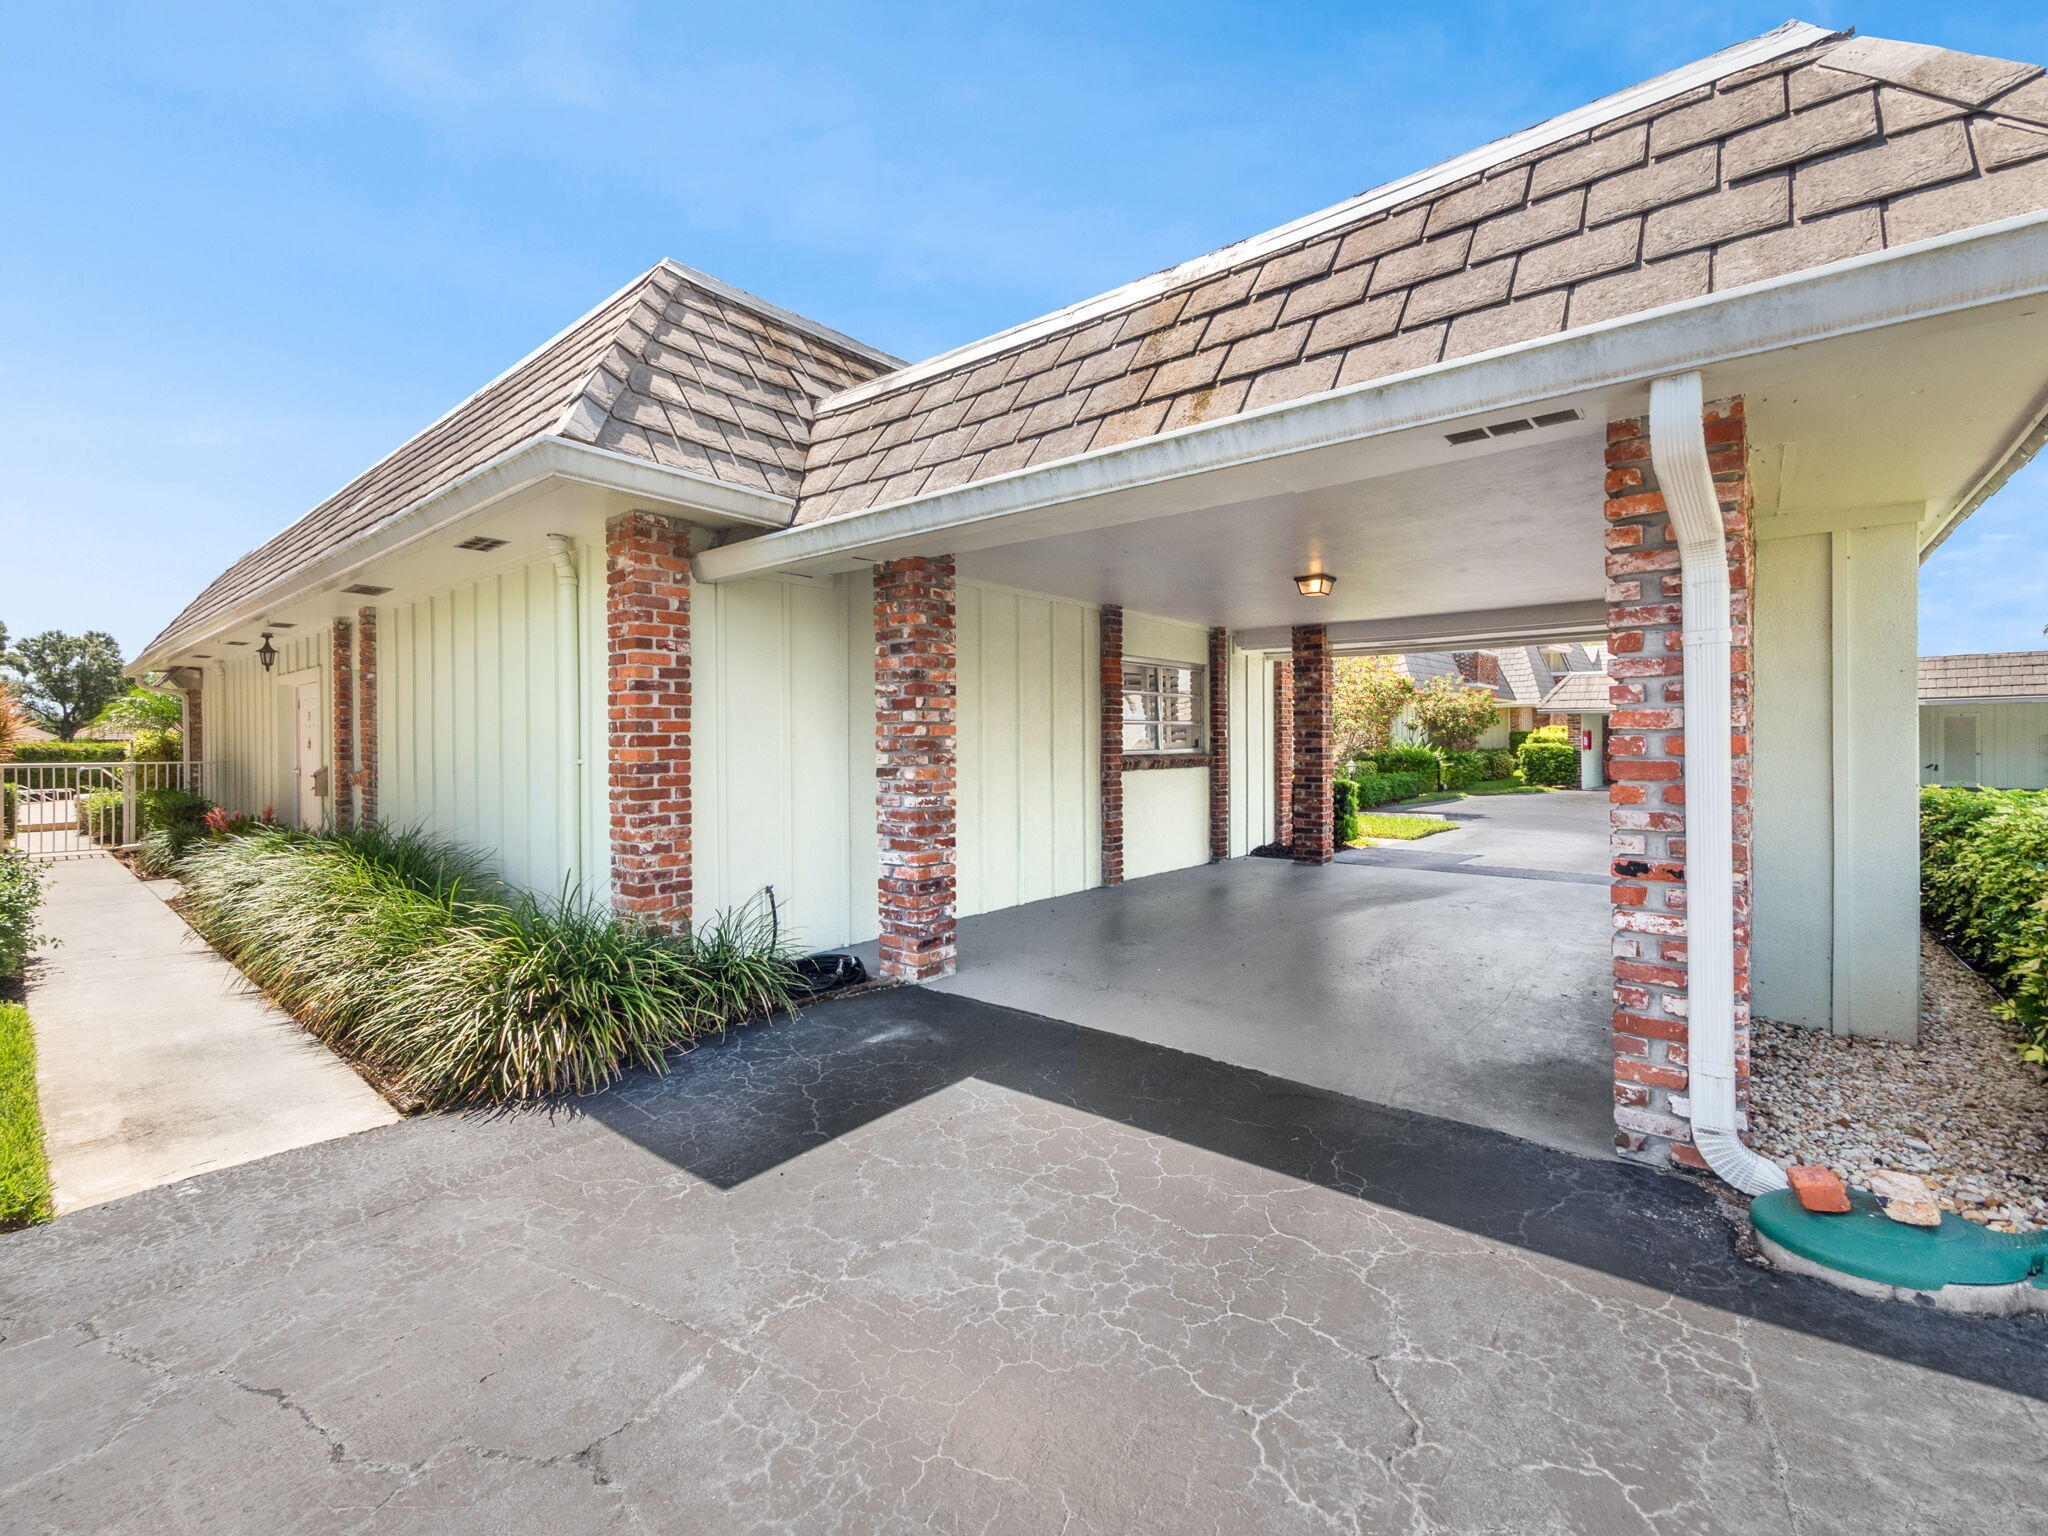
left=1119, top=655, right=1207, bottom=758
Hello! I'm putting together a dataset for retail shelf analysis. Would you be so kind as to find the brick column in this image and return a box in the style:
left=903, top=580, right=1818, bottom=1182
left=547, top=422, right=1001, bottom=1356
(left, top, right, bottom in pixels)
left=1289, top=625, right=1332, bottom=864
left=1207, top=626, right=1230, bottom=861
left=1273, top=657, right=1294, bottom=844
left=355, top=607, right=379, bottom=825
left=182, top=683, right=203, bottom=797
left=876, top=556, right=959, bottom=981
left=606, top=511, right=693, bottom=932
left=330, top=617, right=354, bottom=830
left=1098, top=604, right=1124, bottom=886
left=1605, top=399, right=1753, bottom=1171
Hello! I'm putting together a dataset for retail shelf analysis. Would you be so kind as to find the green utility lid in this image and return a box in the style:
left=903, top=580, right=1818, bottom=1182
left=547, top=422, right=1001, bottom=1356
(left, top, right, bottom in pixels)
left=1751, top=1190, right=2048, bottom=1292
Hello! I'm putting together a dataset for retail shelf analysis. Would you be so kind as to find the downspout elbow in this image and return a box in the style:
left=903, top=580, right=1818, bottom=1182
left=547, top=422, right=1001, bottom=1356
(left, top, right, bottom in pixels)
left=1646, top=374, right=1787, bottom=1198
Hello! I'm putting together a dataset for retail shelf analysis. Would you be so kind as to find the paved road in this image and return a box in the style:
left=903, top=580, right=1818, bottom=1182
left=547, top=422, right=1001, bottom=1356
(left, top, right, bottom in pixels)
left=27, top=857, right=396, bottom=1212
left=2, top=986, right=2042, bottom=1534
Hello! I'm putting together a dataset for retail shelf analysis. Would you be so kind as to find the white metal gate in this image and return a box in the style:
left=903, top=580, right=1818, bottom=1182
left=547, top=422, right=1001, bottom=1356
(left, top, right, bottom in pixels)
left=1, top=761, right=202, bottom=860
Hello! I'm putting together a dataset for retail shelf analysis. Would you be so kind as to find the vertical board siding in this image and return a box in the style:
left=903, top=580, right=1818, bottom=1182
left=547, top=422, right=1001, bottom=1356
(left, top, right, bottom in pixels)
left=1920, top=701, right=2048, bottom=789
left=955, top=581, right=1099, bottom=919
left=379, top=556, right=570, bottom=896
left=694, top=574, right=857, bottom=952
left=200, top=631, right=321, bottom=821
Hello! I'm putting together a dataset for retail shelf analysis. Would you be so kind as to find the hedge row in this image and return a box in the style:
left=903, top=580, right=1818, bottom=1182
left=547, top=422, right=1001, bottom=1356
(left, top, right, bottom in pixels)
left=8, top=742, right=126, bottom=763
left=1919, top=785, right=2048, bottom=1064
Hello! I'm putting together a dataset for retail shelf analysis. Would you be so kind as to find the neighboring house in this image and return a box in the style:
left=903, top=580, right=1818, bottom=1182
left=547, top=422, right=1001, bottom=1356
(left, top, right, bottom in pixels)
left=1537, top=668, right=1616, bottom=789
left=1919, top=651, right=2048, bottom=787
left=1387, top=643, right=1606, bottom=748
left=136, top=24, right=2048, bottom=1188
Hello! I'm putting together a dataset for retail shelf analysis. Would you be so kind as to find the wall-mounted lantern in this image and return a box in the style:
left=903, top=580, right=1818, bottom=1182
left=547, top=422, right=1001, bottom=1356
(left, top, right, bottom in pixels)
left=256, top=632, right=278, bottom=672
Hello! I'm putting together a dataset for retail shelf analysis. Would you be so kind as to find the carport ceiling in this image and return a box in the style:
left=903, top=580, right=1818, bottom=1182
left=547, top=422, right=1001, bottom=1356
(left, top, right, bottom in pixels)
left=958, top=428, right=1607, bottom=633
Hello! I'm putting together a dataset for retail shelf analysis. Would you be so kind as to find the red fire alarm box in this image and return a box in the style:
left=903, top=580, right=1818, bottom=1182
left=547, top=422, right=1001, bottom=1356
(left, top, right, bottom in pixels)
left=1578, top=729, right=1594, bottom=750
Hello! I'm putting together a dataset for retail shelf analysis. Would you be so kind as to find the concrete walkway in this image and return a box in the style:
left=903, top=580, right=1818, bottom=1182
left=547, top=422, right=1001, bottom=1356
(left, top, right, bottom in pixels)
left=27, top=857, right=398, bottom=1213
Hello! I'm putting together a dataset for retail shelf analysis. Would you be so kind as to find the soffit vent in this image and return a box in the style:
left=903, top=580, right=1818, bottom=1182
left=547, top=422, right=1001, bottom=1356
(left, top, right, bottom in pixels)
left=1443, top=407, right=1583, bottom=446
left=342, top=583, right=391, bottom=596
left=455, top=535, right=508, bottom=552
left=265, top=620, right=297, bottom=628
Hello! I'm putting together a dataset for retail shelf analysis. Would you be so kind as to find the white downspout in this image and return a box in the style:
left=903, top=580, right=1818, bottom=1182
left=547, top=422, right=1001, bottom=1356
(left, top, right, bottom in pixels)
left=1647, top=373, right=1787, bottom=1197
left=548, top=534, right=585, bottom=890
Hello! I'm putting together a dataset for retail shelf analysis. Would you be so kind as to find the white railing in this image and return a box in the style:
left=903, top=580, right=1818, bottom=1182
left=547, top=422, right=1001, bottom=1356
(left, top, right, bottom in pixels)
left=0, top=760, right=205, bottom=859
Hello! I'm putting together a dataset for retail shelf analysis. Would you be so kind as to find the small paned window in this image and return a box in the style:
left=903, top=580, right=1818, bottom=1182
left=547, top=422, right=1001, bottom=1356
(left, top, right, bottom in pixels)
left=1121, top=659, right=1204, bottom=755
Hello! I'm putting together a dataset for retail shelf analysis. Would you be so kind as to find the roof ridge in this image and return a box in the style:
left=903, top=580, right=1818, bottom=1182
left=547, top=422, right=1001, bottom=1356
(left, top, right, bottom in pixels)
left=817, top=19, right=1845, bottom=415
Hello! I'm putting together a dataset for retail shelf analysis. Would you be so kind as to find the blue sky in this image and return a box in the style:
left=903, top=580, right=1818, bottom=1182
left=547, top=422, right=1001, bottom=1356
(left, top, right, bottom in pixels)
left=3, top=1, right=2043, bottom=659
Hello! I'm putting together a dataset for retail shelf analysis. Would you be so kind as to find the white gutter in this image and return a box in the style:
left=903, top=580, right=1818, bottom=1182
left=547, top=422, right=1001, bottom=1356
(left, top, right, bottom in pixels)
left=1648, top=372, right=1787, bottom=1198
left=546, top=534, right=585, bottom=888
left=699, top=210, right=2048, bottom=584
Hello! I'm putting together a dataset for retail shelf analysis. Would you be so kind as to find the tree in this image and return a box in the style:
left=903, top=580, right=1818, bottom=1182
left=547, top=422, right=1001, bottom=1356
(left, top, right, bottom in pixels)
left=1331, top=657, right=1414, bottom=769
left=4, top=630, right=128, bottom=740
left=1410, top=675, right=1501, bottom=754
left=94, top=682, right=183, bottom=734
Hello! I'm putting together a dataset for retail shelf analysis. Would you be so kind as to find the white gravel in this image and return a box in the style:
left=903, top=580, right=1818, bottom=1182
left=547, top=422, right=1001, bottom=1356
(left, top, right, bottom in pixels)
left=1748, top=931, right=2048, bottom=1233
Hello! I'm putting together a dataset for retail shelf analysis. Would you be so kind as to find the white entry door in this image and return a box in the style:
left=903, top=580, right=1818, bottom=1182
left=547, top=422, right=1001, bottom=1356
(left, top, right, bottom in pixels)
left=1941, top=713, right=1981, bottom=786
left=293, top=681, right=323, bottom=827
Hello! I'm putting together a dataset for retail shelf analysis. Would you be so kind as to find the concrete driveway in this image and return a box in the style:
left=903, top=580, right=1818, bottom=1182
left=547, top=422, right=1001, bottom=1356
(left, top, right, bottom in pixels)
left=2, top=986, right=2042, bottom=1534
left=916, top=789, right=1613, bottom=1157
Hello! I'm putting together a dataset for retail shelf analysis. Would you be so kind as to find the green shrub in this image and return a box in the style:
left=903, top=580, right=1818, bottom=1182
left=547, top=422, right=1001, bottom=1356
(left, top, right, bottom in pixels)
left=1918, top=787, right=2048, bottom=1058
left=1333, top=779, right=1359, bottom=846
left=1527, top=723, right=1570, bottom=743
left=176, top=824, right=800, bottom=1106
left=0, top=848, right=51, bottom=978
left=1483, top=749, right=1518, bottom=780
left=2, top=783, right=15, bottom=840
left=139, top=786, right=209, bottom=831
left=1508, top=729, right=1532, bottom=753
left=1438, top=750, right=1495, bottom=792
left=0, top=1002, right=53, bottom=1231
left=125, top=726, right=182, bottom=762
left=1353, top=770, right=1430, bottom=808
left=10, top=741, right=125, bottom=763
left=1373, top=744, right=1439, bottom=780
left=1518, top=738, right=1578, bottom=787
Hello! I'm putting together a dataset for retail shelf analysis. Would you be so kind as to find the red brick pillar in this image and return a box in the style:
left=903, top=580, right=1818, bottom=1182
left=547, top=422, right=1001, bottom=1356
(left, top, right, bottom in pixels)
left=355, top=607, right=378, bottom=825
left=1290, top=625, right=1333, bottom=864
left=1207, top=626, right=1230, bottom=861
left=182, top=683, right=203, bottom=797
left=1273, top=657, right=1294, bottom=844
left=1605, top=399, right=1753, bottom=1170
left=606, top=511, right=693, bottom=932
left=876, top=556, right=959, bottom=981
left=1098, top=604, right=1124, bottom=886
left=330, top=617, right=354, bottom=830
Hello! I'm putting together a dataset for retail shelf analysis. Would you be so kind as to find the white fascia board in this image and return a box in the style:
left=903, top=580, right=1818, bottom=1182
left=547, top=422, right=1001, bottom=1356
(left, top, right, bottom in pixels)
left=697, top=210, right=2048, bottom=585
left=823, top=21, right=1839, bottom=413
left=132, top=436, right=791, bottom=672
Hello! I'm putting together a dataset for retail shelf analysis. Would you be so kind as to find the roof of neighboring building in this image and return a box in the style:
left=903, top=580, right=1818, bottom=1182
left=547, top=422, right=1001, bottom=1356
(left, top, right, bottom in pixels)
left=142, top=262, right=901, bottom=658
left=1918, top=650, right=2048, bottom=701
left=790, top=28, right=2048, bottom=524
left=1538, top=670, right=1616, bottom=714
left=1390, top=653, right=1475, bottom=690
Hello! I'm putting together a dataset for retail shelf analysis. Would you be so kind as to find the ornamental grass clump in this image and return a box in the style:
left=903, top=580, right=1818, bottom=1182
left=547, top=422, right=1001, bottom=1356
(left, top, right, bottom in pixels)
left=175, top=823, right=799, bottom=1106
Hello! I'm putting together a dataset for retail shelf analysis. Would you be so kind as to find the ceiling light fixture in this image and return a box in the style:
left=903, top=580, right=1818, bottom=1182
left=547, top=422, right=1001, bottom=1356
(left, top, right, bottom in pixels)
left=1294, top=572, right=1336, bottom=598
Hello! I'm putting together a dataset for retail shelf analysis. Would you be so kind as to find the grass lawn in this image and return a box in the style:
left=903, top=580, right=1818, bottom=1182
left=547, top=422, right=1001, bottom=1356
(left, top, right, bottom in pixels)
left=1350, top=813, right=1454, bottom=845
left=1464, top=777, right=1564, bottom=795
left=0, top=1001, right=54, bottom=1231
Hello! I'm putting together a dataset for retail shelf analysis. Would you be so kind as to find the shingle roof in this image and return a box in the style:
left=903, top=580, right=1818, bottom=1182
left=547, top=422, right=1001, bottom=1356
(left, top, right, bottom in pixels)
left=792, top=29, right=2048, bottom=525
left=1538, top=669, right=1615, bottom=714
left=144, top=262, right=898, bottom=657
left=1918, top=651, right=2048, bottom=701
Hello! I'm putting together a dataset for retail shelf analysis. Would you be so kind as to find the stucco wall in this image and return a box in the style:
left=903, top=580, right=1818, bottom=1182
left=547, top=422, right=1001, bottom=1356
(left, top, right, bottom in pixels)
left=1752, top=519, right=1920, bottom=1039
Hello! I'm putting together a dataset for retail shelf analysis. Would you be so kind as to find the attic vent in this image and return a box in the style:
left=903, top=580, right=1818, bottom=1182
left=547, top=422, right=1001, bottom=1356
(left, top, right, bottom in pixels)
left=342, top=584, right=391, bottom=596
left=265, top=620, right=297, bottom=628
left=1443, top=407, right=1584, bottom=446
left=455, top=535, right=508, bottom=552
left=191, top=653, right=211, bottom=659
left=224, top=640, right=249, bottom=646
